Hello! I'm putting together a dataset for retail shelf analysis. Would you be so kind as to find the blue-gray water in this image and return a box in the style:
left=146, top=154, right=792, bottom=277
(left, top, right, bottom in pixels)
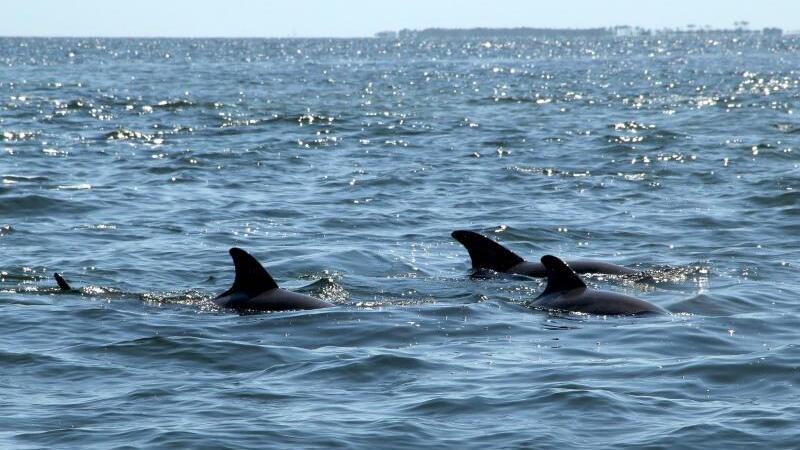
left=1, top=35, right=799, bottom=449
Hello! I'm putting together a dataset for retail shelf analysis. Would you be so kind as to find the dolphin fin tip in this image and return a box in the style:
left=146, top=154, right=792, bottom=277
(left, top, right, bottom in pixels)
left=452, top=229, right=524, bottom=272
left=540, top=254, right=586, bottom=295
left=226, top=247, right=279, bottom=296
left=54, top=272, right=72, bottom=291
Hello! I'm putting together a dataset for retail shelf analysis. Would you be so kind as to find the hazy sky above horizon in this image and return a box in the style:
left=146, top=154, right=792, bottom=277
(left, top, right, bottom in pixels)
left=2, top=0, right=798, bottom=38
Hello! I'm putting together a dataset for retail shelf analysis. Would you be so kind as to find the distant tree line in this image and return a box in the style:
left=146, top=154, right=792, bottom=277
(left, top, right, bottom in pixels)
left=374, top=26, right=784, bottom=39
left=395, top=27, right=613, bottom=39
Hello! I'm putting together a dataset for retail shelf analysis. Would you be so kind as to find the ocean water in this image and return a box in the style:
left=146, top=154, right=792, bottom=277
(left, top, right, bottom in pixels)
left=1, top=35, right=799, bottom=449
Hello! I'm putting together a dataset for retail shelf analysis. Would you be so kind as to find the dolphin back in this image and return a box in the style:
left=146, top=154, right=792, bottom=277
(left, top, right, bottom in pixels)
left=237, top=288, right=334, bottom=312
left=535, top=255, right=666, bottom=315
left=215, top=247, right=333, bottom=312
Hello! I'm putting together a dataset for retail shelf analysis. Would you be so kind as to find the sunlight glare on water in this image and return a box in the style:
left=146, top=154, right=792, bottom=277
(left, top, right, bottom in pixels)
left=1, top=33, right=800, bottom=449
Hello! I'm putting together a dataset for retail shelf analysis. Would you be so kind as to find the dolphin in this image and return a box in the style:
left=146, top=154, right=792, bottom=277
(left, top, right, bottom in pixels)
left=529, top=255, right=666, bottom=315
left=214, top=247, right=334, bottom=313
left=54, top=272, right=73, bottom=291
left=451, top=230, right=637, bottom=277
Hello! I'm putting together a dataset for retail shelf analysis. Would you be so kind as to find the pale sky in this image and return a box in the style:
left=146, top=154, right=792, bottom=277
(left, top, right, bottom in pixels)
left=1, top=0, right=797, bottom=38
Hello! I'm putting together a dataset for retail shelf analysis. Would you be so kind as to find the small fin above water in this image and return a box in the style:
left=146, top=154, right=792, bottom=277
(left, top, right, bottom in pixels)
left=219, top=247, right=279, bottom=299
left=539, top=255, right=586, bottom=296
left=54, top=272, right=72, bottom=291
left=451, top=230, right=524, bottom=272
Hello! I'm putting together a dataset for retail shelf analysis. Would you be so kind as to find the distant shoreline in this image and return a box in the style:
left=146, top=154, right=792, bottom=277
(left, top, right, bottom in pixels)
left=0, top=26, right=790, bottom=40
left=376, top=26, right=786, bottom=39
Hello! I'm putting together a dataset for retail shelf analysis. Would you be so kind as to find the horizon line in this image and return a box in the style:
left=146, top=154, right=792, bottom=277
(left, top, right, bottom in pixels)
left=0, top=25, right=792, bottom=40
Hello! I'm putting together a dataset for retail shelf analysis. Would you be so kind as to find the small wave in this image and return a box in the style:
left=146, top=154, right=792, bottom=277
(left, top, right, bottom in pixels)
left=745, top=191, right=800, bottom=208
left=65, top=98, right=89, bottom=109
left=602, top=128, right=684, bottom=147
left=1, top=175, right=50, bottom=183
left=0, top=270, right=43, bottom=282
left=506, top=165, right=589, bottom=178
left=636, top=264, right=710, bottom=284
left=0, top=349, right=64, bottom=366
left=773, top=123, right=799, bottom=133
left=0, top=194, right=94, bottom=215
left=140, top=290, right=215, bottom=310
left=219, top=115, right=280, bottom=128
left=294, top=276, right=350, bottom=303
left=102, top=128, right=165, bottom=144
left=1, top=130, right=38, bottom=141
left=57, top=183, right=92, bottom=190
left=608, top=121, right=655, bottom=131
left=92, top=335, right=296, bottom=372
left=303, top=352, right=446, bottom=382
left=150, top=99, right=194, bottom=109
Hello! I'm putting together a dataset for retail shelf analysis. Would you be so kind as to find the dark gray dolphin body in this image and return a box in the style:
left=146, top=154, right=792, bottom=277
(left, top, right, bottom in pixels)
left=54, top=272, right=73, bottom=291
left=214, top=248, right=333, bottom=313
left=452, top=230, right=637, bottom=277
left=530, top=255, right=666, bottom=315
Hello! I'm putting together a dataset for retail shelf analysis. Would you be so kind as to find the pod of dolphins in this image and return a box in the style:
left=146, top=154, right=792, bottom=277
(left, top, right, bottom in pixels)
left=52, top=230, right=668, bottom=316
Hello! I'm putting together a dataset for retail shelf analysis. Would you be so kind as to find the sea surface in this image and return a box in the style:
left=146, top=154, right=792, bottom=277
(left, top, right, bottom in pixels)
left=1, top=34, right=799, bottom=449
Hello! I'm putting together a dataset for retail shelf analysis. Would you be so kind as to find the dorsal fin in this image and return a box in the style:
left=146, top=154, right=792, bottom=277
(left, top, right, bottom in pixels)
left=451, top=230, right=524, bottom=272
left=221, top=248, right=279, bottom=298
left=54, top=272, right=72, bottom=291
left=539, top=255, right=586, bottom=296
